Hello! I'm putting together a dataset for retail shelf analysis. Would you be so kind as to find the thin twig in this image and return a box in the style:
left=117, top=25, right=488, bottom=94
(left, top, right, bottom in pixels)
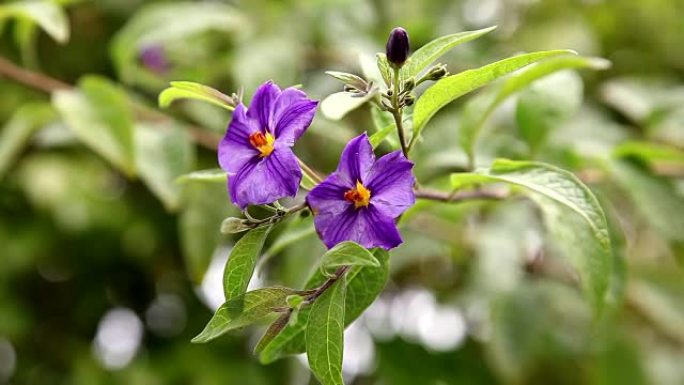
left=305, top=265, right=350, bottom=304
left=0, top=56, right=70, bottom=92
left=390, top=67, right=409, bottom=158
left=0, top=55, right=222, bottom=150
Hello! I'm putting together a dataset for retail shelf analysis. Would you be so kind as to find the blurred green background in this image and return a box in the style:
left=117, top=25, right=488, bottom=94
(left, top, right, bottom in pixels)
left=1, top=0, right=684, bottom=384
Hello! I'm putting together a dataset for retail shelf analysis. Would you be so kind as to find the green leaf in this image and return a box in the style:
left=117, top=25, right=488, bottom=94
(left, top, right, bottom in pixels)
left=609, top=161, right=684, bottom=242
left=451, top=160, right=612, bottom=313
left=369, top=106, right=400, bottom=149
left=306, top=276, right=346, bottom=385
left=412, top=50, right=575, bottom=142
left=0, top=102, right=56, bottom=181
left=400, top=26, right=497, bottom=80
left=179, top=182, right=233, bottom=284
left=254, top=312, right=291, bottom=356
left=111, top=2, right=246, bottom=83
left=258, top=249, right=389, bottom=364
left=376, top=53, right=392, bottom=87
left=0, top=0, right=69, bottom=43
left=319, top=241, right=379, bottom=275
left=53, top=76, right=136, bottom=176
left=516, top=71, right=584, bottom=154
left=176, top=168, right=227, bottom=184
left=459, top=55, right=609, bottom=163
left=223, top=226, right=272, bottom=301
left=325, top=71, right=367, bottom=90
left=612, top=141, right=684, bottom=168
left=191, top=287, right=295, bottom=343
left=135, top=122, right=195, bottom=211
left=159, top=81, right=235, bottom=111
left=321, top=91, right=374, bottom=121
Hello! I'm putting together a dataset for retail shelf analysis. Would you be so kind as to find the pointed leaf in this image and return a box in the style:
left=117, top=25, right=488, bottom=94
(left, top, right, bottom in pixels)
left=192, top=287, right=295, bottom=343
left=179, top=182, right=233, bottom=284
left=0, top=102, right=56, bottom=180
left=321, top=91, right=374, bottom=121
left=459, top=55, right=609, bottom=162
left=0, top=1, right=69, bottom=43
left=306, top=276, right=346, bottom=385
left=369, top=106, right=401, bottom=149
left=223, top=225, right=272, bottom=301
left=451, top=160, right=612, bottom=313
left=258, top=249, right=389, bottom=364
left=254, top=312, right=291, bottom=355
left=609, top=161, right=684, bottom=242
left=412, top=50, right=575, bottom=141
left=176, top=168, right=227, bottom=184
left=319, top=241, right=379, bottom=274
left=53, top=76, right=136, bottom=176
left=400, top=26, right=497, bottom=80
left=135, top=122, right=195, bottom=211
left=159, top=81, right=235, bottom=111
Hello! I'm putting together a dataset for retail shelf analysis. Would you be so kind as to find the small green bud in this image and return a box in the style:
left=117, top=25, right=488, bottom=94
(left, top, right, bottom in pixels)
left=402, top=77, right=416, bottom=92
left=220, top=217, right=251, bottom=234
left=426, top=64, right=449, bottom=81
left=286, top=295, right=304, bottom=308
left=402, top=94, right=416, bottom=107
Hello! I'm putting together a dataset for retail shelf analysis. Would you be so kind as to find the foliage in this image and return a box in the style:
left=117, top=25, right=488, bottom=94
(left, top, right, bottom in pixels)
left=1, top=1, right=684, bottom=384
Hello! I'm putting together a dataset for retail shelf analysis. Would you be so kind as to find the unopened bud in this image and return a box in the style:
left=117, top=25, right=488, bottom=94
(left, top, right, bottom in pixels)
left=402, top=77, right=415, bottom=92
left=427, top=64, right=449, bottom=81
left=402, top=94, right=416, bottom=107
left=385, top=27, right=410, bottom=68
left=220, top=217, right=251, bottom=234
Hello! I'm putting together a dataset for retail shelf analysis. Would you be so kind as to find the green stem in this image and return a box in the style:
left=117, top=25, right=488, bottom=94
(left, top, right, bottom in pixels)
left=391, top=67, right=409, bottom=158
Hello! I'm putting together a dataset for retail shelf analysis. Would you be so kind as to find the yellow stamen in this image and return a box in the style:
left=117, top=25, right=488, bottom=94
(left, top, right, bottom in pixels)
left=344, top=181, right=371, bottom=209
left=249, top=132, right=275, bottom=157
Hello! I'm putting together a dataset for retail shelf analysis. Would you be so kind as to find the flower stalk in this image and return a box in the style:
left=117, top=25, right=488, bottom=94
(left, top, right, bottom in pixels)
left=391, top=67, right=410, bottom=158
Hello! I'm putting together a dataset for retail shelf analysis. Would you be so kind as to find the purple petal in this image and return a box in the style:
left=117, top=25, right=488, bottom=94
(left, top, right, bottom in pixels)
left=228, top=147, right=301, bottom=209
left=247, top=81, right=281, bottom=131
left=336, top=133, right=374, bottom=185
left=306, top=173, right=352, bottom=217
left=366, top=151, right=415, bottom=218
left=312, top=205, right=402, bottom=250
left=270, top=88, right=318, bottom=145
left=219, top=103, right=260, bottom=174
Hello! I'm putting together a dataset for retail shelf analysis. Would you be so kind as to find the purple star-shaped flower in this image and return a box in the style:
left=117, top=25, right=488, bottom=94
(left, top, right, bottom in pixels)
left=218, top=81, right=318, bottom=209
left=306, top=133, right=415, bottom=250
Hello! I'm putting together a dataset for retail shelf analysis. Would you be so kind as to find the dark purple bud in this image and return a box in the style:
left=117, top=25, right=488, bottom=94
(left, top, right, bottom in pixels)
left=139, top=44, right=169, bottom=74
left=386, top=27, right=409, bottom=67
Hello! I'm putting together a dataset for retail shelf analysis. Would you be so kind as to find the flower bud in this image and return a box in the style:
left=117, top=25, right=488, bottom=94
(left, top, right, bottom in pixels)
left=220, top=217, right=251, bottom=234
left=385, top=27, right=410, bottom=68
left=426, top=64, right=449, bottom=81
left=402, top=94, right=416, bottom=107
left=402, top=77, right=416, bottom=92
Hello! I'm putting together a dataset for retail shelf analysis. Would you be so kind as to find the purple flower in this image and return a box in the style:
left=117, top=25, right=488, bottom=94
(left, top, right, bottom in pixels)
left=218, top=81, right=318, bottom=209
left=306, top=133, right=415, bottom=250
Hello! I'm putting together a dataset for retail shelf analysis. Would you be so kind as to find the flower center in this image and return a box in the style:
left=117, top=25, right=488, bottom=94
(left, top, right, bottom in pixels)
left=344, top=181, right=371, bottom=209
left=249, top=132, right=275, bottom=157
